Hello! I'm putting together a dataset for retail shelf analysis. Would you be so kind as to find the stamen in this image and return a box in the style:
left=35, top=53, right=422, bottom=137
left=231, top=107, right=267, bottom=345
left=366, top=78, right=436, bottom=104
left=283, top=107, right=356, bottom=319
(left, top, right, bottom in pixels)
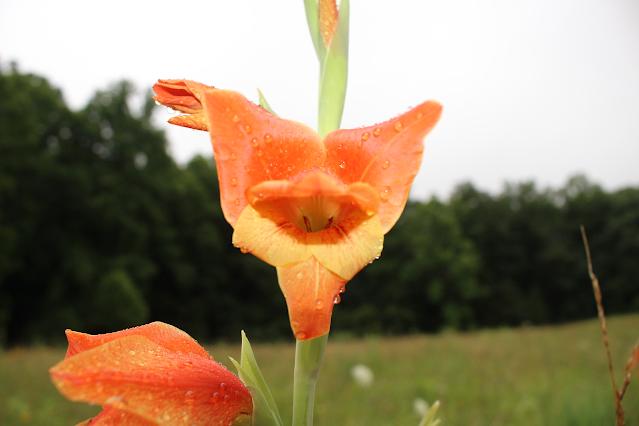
left=325, top=217, right=334, bottom=229
left=303, top=216, right=313, bottom=233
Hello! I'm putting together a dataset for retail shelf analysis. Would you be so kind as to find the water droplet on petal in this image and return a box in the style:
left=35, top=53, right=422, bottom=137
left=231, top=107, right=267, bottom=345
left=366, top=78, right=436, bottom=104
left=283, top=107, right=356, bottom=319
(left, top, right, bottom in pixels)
left=394, top=122, right=403, bottom=132
left=316, top=300, right=324, bottom=309
left=382, top=160, right=390, bottom=169
left=129, top=350, right=136, bottom=355
left=231, top=178, right=238, bottom=186
left=223, top=395, right=230, bottom=404
left=295, top=331, right=307, bottom=340
left=167, top=376, right=176, bottom=386
left=245, top=166, right=251, bottom=173
left=417, top=112, right=423, bottom=119
left=296, top=272, right=303, bottom=279
left=380, top=186, right=392, bottom=201
left=244, top=125, right=252, bottom=133
left=334, top=295, right=341, bottom=304
left=264, top=134, right=272, bottom=143
left=240, top=247, right=249, bottom=254
left=232, top=115, right=240, bottom=123
left=361, top=132, right=370, bottom=141
left=234, top=199, right=240, bottom=206
left=211, top=392, right=220, bottom=403
left=373, top=128, right=381, bottom=137
left=357, top=141, right=363, bottom=148
left=339, top=162, right=346, bottom=169
left=185, top=391, right=196, bottom=405
left=251, top=138, right=259, bottom=148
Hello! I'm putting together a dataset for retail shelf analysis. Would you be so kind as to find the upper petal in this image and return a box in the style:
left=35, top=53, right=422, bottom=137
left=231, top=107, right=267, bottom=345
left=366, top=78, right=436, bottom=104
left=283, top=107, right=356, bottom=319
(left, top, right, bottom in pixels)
left=276, top=257, right=347, bottom=340
left=50, top=335, right=252, bottom=426
left=201, top=89, right=326, bottom=226
left=323, top=100, right=442, bottom=233
left=65, top=322, right=211, bottom=359
left=152, top=79, right=214, bottom=131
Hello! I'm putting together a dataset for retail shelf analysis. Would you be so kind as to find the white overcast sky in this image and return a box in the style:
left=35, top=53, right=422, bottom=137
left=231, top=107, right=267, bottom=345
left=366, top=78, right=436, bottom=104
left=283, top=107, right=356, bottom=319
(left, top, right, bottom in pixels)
left=1, top=0, right=638, bottom=200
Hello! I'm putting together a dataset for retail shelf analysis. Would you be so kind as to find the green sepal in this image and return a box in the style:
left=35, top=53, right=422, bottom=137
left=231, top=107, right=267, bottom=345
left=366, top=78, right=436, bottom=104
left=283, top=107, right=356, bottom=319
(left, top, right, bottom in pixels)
left=417, top=400, right=441, bottom=426
left=303, top=0, right=322, bottom=62
left=257, top=89, right=278, bottom=117
left=317, top=0, right=349, bottom=138
left=231, top=331, right=283, bottom=426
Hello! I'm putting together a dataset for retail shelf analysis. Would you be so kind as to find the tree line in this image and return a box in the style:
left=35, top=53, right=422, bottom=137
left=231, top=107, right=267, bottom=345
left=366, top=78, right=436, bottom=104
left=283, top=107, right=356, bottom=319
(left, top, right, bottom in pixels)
left=1, top=65, right=637, bottom=346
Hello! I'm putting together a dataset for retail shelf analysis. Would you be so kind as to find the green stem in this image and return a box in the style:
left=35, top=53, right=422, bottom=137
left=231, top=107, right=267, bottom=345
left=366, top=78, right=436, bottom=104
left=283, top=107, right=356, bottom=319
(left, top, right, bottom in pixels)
left=292, top=333, right=329, bottom=426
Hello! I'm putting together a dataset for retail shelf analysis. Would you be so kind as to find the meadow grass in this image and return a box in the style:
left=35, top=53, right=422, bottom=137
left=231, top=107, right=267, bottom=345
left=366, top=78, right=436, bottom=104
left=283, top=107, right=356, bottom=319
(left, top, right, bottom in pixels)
left=1, top=315, right=637, bottom=426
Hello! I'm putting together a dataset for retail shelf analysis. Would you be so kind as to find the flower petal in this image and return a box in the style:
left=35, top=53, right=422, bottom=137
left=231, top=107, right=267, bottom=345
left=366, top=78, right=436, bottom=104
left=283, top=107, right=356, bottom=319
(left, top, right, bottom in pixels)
left=323, top=100, right=442, bottom=233
left=77, top=407, right=157, bottom=426
left=50, top=335, right=252, bottom=426
left=232, top=204, right=311, bottom=267
left=152, top=79, right=213, bottom=131
left=308, top=210, right=383, bottom=280
left=201, top=89, right=326, bottom=226
left=276, top=257, right=347, bottom=340
left=65, top=322, right=211, bottom=359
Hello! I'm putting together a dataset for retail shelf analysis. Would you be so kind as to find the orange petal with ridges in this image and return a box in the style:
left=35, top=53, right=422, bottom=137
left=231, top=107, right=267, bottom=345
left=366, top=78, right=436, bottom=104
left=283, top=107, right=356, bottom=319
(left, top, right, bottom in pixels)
left=232, top=204, right=311, bottom=267
left=276, top=257, right=347, bottom=340
left=77, top=406, right=156, bottom=426
left=201, top=89, right=325, bottom=226
left=152, top=79, right=213, bottom=131
left=308, top=211, right=383, bottom=280
left=324, top=100, right=442, bottom=233
left=50, top=336, right=252, bottom=426
left=65, top=322, right=211, bottom=359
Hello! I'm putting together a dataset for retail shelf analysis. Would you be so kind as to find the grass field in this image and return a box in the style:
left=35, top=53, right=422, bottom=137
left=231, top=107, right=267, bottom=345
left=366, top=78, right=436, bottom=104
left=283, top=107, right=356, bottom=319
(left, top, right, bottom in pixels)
left=1, top=315, right=637, bottom=426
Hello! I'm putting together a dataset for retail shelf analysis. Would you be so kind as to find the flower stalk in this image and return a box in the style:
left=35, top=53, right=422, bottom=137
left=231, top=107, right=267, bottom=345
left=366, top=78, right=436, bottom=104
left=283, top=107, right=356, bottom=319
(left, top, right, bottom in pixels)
left=292, top=333, right=329, bottom=426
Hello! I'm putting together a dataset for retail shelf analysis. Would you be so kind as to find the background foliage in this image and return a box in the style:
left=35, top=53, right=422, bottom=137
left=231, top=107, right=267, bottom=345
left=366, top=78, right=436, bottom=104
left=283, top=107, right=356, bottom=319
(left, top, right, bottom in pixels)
left=1, top=65, right=637, bottom=346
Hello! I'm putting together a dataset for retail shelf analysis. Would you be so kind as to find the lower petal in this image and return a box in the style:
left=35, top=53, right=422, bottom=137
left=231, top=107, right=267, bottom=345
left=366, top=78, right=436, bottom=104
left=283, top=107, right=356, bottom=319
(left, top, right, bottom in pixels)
left=276, top=257, right=347, bottom=340
left=308, top=211, right=384, bottom=280
left=78, top=407, right=157, bottom=426
left=232, top=204, right=311, bottom=267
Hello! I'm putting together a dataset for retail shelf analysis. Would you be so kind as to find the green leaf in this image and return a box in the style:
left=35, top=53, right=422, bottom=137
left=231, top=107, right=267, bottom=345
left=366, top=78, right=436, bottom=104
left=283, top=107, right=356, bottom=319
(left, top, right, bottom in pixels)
left=318, top=0, right=349, bottom=138
left=235, top=331, right=283, bottom=426
left=417, top=400, right=441, bottom=426
left=257, top=89, right=278, bottom=117
left=230, top=358, right=282, bottom=426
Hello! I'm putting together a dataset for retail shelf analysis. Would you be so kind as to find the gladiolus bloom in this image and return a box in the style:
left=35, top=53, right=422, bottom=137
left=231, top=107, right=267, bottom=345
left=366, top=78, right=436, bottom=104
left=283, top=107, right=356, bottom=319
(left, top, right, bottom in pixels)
left=153, top=80, right=442, bottom=340
left=50, top=322, right=253, bottom=426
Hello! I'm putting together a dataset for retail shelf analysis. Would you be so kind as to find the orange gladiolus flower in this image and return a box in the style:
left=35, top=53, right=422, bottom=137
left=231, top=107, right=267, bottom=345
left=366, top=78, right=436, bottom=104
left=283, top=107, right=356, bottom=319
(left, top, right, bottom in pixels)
left=153, top=80, right=442, bottom=340
left=50, top=322, right=253, bottom=426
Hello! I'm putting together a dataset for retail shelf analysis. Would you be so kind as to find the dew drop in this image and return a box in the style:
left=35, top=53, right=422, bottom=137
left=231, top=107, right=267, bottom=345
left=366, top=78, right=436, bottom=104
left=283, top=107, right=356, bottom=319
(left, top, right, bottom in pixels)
left=295, top=331, right=307, bottom=340
left=185, top=391, right=196, bottom=405
left=380, top=186, right=392, bottom=201
left=357, top=141, right=363, bottom=148
left=382, top=160, right=390, bottom=170
left=316, top=300, right=324, bottom=309
left=257, top=149, right=263, bottom=157
left=211, top=392, right=220, bottom=403
left=234, top=199, right=240, bottom=206
left=417, top=112, right=423, bottom=119
left=230, top=152, right=236, bottom=160
left=296, top=272, right=303, bottom=279
left=223, top=395, right=230, bottom=404
left=250, top=138, right=259, bottom=148
left=361, top=132, right=370, bottom=141
left=373, top=128, right=381, bottom=137
left=394, top=122, right=403, bottom=132
left=245, top=166, right=251, bottom=173
left=244, top=125, right=252, bottom=133
left=232, top=115, right=240, bottom=123
left=339, top=162, right=346, bottom=169
left=129, top=350, right=136, bottom=356
left=219, top=383, right=227, bottom=391
left=339, top=286, right=345, bottom=294
left=231, top=178, right=238, bottom=186
left=167, top=376, right=176, bottom=386
left=240, top=247, right=249, bottom=254
left=264, top=134, right=272, bottom=143
left=334, top=295, right=341, bottom=304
